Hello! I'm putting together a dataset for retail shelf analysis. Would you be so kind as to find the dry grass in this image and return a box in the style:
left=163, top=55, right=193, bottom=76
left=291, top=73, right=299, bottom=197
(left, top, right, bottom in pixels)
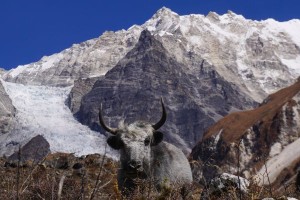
left=1, top=154, right=299, bottom=199
left=0, top=154, right=119, bottom=200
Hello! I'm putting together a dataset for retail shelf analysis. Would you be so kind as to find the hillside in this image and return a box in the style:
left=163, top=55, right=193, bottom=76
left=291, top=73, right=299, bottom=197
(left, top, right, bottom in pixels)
left=191, top=78, right=300, bottom=190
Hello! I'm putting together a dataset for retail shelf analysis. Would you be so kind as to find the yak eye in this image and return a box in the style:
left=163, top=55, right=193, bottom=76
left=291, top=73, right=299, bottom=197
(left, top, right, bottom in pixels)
left=144, top=138, right=150, bottom=146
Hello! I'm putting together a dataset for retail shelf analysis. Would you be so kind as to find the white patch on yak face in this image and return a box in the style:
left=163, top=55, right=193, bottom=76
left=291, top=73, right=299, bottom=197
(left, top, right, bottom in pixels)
left=119, top=122, right=153, bottom=173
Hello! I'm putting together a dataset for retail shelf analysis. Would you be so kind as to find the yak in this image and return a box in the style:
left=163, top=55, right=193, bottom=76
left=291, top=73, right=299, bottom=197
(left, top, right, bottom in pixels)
left=99, top=99, right=193, bottom=193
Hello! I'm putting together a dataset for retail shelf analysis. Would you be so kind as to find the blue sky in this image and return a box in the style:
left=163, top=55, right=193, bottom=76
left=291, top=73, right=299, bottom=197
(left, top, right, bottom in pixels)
left=1, top=0, right=300, bottom=70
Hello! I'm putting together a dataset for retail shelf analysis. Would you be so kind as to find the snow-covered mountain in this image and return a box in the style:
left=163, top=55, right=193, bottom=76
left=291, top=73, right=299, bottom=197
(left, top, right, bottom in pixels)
left=0, top=7, right=300, bottom=187
left=76, top=29, right=257, bottom=153
left=144, top=8, right=300, bottom=101
left=2, top=28, right=141, bottom=87
left=3, top=7, right=300, bottom=101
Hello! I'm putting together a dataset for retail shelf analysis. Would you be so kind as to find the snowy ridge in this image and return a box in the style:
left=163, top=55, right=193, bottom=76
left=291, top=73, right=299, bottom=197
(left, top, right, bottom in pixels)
left=2, top=31, right=141, bottom=86
left=141, top=7, right=300, bottom=100
left=8, top=52, right=65, bottom=78
left=0, top=80, right=117, bottom=158
left=2, top=7, right=300, bottom=100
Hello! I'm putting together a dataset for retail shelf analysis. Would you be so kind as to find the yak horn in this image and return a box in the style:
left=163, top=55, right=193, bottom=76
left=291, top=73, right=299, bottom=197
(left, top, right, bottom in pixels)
left=152, top=98, right=167, bottom=130
left=99, top=104, right=117, bottom=135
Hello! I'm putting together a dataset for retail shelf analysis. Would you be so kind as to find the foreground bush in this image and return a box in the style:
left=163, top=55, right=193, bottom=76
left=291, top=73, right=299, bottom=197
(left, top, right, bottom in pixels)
left=0, top=154, right=299, bottom=199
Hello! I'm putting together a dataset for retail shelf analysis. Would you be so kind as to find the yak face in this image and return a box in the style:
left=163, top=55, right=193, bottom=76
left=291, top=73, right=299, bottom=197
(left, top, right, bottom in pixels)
left=107, top=122, right=163, bottom=175
left=99, top=99, right=167, bottom=176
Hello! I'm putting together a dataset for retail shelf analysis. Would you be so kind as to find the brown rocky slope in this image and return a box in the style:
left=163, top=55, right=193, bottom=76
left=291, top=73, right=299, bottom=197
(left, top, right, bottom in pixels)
left=190, top=78, right=300, bottom=192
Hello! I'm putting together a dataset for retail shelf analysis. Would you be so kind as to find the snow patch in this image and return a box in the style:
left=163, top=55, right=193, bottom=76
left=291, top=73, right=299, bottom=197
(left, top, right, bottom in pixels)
left=6, top=52, right=65, bottom=79
left=269, top=142, right=282, bottom=157
left=7, top=65, right=28, bottom=78
left=214, top=129, right=222, bottom=145
left=280, top=55, right=300, bottom=74
left=281, top=20, right=300, bottom=46
left=39, top=53, right=64, bottom=71
left=255, top=137, right=300, bottom=185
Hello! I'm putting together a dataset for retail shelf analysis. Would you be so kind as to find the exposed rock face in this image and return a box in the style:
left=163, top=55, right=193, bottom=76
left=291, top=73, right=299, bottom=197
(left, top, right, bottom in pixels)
left=190, top=79, right=300, bottom=188
left=77, top=30, right=256, bottom=151
left=7, top=135, right=50, bottom=165
left=0, top=80, right=15, bottom=135
left=66, top=77, right=99, bottom=115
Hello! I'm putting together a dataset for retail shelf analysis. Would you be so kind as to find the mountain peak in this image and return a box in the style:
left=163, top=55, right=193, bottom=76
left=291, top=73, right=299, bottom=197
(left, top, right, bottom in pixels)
left=227, top=10, right=236, bottom=16
left=221, top=10, right=246, bottom=21
left=154, top=7, right=178, bottom=17
left=144, top=7, right=180, bottom=33
left=137, top=29, right=158, bottom=47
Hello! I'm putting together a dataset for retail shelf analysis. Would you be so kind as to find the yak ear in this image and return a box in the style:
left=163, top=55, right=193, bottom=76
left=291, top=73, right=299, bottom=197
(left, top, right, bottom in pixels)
left=107, top=136, right=123, bottom=150
left=152, top=131, right=164, bottom=146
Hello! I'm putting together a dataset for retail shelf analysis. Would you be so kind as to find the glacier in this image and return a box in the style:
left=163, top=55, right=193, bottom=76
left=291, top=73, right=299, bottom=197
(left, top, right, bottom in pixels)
left=0, top=79, right=117, bottom=158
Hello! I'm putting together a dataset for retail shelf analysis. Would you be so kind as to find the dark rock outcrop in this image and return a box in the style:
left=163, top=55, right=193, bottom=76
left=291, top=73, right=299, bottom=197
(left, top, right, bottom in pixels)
left=67, top=77, right=99, bottom=115
left=0, top=81, right=15, bottom=135
left=6, top=135, right=50, bottom=166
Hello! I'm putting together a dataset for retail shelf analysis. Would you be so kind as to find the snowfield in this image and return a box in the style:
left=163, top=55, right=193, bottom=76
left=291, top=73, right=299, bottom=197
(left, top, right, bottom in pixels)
left=0, top=80, right=117, bottom=159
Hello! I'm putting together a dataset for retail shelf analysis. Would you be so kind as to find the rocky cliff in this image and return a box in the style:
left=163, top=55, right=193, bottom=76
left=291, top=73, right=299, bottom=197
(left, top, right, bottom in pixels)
left=190, top=78, right=300, bottom=189
left=0, top=80, right=15, bottom=135
left=77, top=30, right=257, bottom=151
left=67, top=77, right=99, bottom=115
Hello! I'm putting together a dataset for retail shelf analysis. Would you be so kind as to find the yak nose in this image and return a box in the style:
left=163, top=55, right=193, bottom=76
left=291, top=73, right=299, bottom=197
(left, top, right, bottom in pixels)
left=128, top=160, right=142, bottom=170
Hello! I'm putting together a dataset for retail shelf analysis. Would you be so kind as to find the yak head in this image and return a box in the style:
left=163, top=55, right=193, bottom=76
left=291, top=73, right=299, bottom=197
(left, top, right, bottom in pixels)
left=99, top=99, right=166, bottom=176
